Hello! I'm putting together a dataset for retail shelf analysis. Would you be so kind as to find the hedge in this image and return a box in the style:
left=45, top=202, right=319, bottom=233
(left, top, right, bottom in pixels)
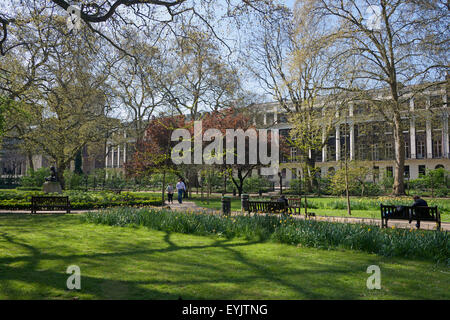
left=0, top=199, right=163, bottom=210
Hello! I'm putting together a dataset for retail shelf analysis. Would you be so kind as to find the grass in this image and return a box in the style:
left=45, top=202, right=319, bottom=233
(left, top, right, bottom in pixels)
left=83, top=207, right=449, bottom=262
left=1, top=213, right=449, bottom=300
left=192, top=197, right=450, bottom=222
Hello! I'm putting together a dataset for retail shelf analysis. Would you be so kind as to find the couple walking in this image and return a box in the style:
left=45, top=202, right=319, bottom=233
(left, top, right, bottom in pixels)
left=166, top=179, right=186, bottom=204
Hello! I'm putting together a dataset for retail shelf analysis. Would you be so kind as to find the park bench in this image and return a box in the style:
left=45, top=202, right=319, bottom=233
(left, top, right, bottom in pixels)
left=270, top=196, right=302, bottom=215
left=31, top=196, right=71, bottom=214
left=380, top=204, right=441, bottom=230
left=287, top=198, right=302, bottom=215
left=246, top=200, right=287, bottom=215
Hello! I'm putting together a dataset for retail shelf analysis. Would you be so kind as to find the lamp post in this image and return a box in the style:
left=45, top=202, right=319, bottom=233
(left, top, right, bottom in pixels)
left=278, top=171, right=283, bottom=194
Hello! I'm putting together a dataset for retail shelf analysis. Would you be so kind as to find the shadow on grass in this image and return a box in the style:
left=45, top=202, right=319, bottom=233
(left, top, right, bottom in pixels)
left=0, top=214, right=448, bottom=299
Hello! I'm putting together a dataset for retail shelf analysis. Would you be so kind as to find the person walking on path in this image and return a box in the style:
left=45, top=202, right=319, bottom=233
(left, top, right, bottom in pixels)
left=176, top=179, right=186, bottom=204
left=166, top=184, right=174, bottom=204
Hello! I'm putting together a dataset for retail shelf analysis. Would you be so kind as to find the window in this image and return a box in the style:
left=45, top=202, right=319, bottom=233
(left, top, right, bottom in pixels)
left=414, top=96, right=427, bottom=109
left=358, top=144, right=367, bottom=160
left=405, top=138, right=410, bottom=159
left=290, top=148, right=298, bottom=162
left=278, top=113, right=288, bottom=123
left=266, top=112, right=274, bottom=124
left=327, top=143, right=336, bottom=162
left=113, top=150, right=118, bottom=168
left=416, top=139, right=426, bottom=159
left=418, top=165, right=426, bottom=177
left=404, top=165, right=410, bottom=178
left=386, top=166, right=393, bottom=177
left=291, top=169, right=297, bottom=179
left=373, top=166, right=379, bottom=181
left=385, top=142, right=393, bottom=160
left=433, top=137, right=442, bottom=158
left=430, top=95, right=443, bottom=108
left=371, top=144, right=380, bottom=161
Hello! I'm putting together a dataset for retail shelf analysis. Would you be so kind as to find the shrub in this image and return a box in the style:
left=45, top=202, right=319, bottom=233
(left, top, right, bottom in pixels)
left=20, top=167, right=51, bottom=187
left=243, top=176, right=272, bottom=193
left=16, top=186, right=42, bottom=191
left=0, top=198, right=162, bottom=210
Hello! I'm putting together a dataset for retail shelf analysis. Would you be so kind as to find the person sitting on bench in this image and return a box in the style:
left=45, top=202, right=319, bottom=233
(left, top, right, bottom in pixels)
left=411, top=195, right=428, bottom=229
left=277, top=195, right=289, bottom=207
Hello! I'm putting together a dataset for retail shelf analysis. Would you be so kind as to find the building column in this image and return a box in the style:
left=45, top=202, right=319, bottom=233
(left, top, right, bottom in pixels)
left=335, top=125, right=340, bottom=161
left=322, top=127, right=327, bottom=162
left=111, top=146, right=114, bottom=168
left=410, top=98, right=416, bottom=159
left=426, top=118, right=433, bottom=159
left=443, top=110, right=449, bottom=159
left=117, top=145, right=120, bottom=167
left=123, top=143, right=127, bottom=164
left=105, top=145, right=109, bottom=168
left=426, top=97, right=433, bottom=158
left=442, top=91, right=449, bottom=159
left=350, top=122, right=355, bottom=160
left=263, top=112, right=267, bottom=126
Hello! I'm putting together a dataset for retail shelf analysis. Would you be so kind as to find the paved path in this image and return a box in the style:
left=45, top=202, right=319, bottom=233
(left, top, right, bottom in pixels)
left=166, top=201, right=448, bottom=231
left=1, top=201, right=447, bottom=231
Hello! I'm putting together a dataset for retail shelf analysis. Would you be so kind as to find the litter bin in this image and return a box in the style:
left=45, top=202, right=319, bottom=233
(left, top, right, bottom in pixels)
left=221, top=196, right=231, bottom=216
left=241, top=194, right=249, bottom=212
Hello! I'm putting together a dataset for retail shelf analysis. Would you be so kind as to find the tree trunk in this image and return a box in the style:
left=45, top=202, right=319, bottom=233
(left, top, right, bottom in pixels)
left=392, top=111, right=405, bottom=195
left=27, top=152, right=34, bottom=172
left=162, top=170, right=166, bottom=204
left=56, top=162, right=66, bottom=190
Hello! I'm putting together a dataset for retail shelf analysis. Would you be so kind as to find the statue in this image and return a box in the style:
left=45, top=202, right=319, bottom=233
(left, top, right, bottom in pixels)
left=43, top=166, right=62, bottom=194
left=45, top=166, right=58, bottom=182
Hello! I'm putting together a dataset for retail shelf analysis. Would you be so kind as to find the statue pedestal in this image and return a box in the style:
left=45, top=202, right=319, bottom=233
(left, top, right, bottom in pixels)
left=42, top=181, right=62, bottom=194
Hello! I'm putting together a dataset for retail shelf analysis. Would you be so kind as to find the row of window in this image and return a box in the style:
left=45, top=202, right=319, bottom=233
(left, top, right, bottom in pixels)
left=285, top=137, right=446, bottom=163
left=276, top=164, right=445, bottom=181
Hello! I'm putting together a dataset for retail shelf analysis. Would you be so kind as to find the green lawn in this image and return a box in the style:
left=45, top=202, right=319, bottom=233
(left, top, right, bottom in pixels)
left=0, top=213, right=448, bottom=299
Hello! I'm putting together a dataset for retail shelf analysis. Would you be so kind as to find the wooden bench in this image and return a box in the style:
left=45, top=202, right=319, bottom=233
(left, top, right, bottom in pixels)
left=380, top=204, right=441, bottom=230
left=287, top=198, right=302, bottom=215
left=31, top=196, right=71, bottom=214
left=270, top=196, right=302, bottom=215
left=246, top=200, right=287, bottom=215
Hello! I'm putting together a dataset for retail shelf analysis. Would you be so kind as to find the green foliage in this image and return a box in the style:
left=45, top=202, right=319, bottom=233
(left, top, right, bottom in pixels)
left=408, top=168, right=449, bottom=197
left=288, top=178, right=302, bottom=195
left=329, top=165, right=370, bottom=196
left=19, top=167, right=51, bottom=188
left=243, top=176, right=272, bottom=193
left=63, top=170, right=84, bottom=190
left=380, top=175, right=394, bottom=192
left=0, top=190, right=162, bottom=210
left=74, top=150, right=83, bottom=174
left=82, top=208, right=450, bottom=263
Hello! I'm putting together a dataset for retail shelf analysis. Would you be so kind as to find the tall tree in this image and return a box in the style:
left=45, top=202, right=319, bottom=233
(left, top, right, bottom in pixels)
left=304, top=0, right=449, bottom=195
left=3, top=17, right=119, bottom=187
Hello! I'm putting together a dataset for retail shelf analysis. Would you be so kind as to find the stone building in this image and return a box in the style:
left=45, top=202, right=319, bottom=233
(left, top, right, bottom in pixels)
left=255, top=84, right=449, bottom=187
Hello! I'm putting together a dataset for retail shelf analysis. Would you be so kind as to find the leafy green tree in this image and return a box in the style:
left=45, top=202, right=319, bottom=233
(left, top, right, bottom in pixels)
left=329, top=164, right=369, bottom=196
